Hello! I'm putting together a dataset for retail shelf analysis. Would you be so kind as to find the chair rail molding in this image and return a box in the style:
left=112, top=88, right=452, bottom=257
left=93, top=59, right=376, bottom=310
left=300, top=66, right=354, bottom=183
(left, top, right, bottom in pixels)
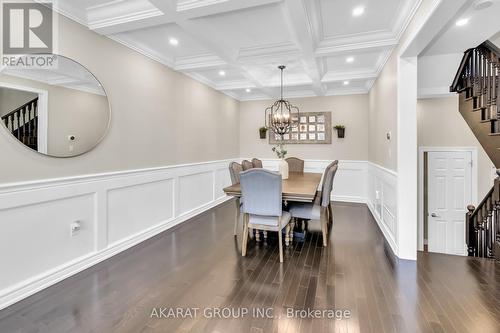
left=0, top=158, right=235, bottom=310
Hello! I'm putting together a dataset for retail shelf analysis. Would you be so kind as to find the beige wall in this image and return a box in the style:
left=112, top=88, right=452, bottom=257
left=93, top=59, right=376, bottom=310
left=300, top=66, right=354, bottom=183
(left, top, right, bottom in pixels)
left=239, top=95, right=369, bottom=160
left=0, top=15, right=239, bottom=183
left=0, top=74, right=109, bottom=157
left=0, top=87, right=37, bottom=117
left=417, top=96, right=495, bottom=200
left=368, top=0, right=439, bottom=172
left=368, top=53, right=398, bottom=171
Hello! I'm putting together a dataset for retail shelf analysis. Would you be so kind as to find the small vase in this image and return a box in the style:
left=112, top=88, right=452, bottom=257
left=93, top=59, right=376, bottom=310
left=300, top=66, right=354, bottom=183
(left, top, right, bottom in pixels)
left=278, top=158, right=289, bottom=180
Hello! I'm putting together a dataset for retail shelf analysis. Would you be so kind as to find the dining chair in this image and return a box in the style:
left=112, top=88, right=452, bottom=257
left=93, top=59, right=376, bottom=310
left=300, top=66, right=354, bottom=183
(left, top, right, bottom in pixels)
left=242, top=160, right=254, bottom=171
left=251, top=158, right=263, bottom=168
left=239, top=169, right=291, bottom=262
left=229, top=162, right=244, bottom=235
left=287, top=164, right=338, bottom=247
left=285, top=157, right=304, bottom=173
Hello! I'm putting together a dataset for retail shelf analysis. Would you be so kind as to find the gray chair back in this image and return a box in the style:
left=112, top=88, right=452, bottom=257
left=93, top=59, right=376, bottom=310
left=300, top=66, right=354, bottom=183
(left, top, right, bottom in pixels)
left=229, top=162, right=243, bottom=184
left=251, top=158, right=263, bottom=168
left=321, top=164, right=338, bottom=207
left=242, top=160, right=253, bottom=171
left=240, top=169, right=282, bottom=217
left=285, top=157, right=304, bottom=173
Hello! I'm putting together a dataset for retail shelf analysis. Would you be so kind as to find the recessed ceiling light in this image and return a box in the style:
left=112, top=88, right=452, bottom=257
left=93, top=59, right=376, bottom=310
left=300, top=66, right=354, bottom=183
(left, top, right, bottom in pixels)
left=352, top=6, right=365, bottom=17
left=245, top=88, right=251, bottom=93
left=218, top=70, right=226, bottom=76
left=474, top=0, right=493, bottom=10
left=343, top=81, right=350, bottom=85
left=346, top=57, right=354, bottom=63
left=169, top=37, right=178, bottom=46
left=455, top=18, right=469, bottom=26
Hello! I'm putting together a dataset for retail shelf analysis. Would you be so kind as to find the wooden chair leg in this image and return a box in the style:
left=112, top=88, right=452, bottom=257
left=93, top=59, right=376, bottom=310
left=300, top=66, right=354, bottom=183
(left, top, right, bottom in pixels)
left=328, top=202, right=333, bottom=225
left=242, top=214, right=249, bottom=256
left=321, top=208, right=327, bottom=247
left=234, top=198, right=240, bottom=236
left=278, top=227, right=284, bottom=262
left=285, top=224, right=291, bottom=246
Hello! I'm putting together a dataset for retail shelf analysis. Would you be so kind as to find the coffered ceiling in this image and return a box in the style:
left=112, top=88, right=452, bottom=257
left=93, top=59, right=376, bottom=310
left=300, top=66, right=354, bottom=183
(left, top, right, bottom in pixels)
left=52, top=0, right=421, bottom=101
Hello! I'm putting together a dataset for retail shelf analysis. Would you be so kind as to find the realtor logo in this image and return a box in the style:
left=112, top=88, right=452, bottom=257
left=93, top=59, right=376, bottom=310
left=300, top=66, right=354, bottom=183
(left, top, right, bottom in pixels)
left=2, top=1, right=53, bottom=54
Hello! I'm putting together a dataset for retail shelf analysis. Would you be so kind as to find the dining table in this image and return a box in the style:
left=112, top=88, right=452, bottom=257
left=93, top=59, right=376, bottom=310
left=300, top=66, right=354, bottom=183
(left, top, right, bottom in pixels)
left=223, top=171, right=323, bottom=244
left=223, top=171, right=323, bottom=203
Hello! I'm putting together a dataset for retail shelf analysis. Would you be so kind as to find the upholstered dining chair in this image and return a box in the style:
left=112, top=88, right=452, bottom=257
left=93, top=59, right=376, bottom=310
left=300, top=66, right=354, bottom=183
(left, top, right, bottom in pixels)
left=242, top=160, right=254, bottom=171
left=229, top=162, right=244, bottom=235
left=285, top=157, right=304, bottom=173
left=239, top=169, right=292, bottom=262
left=287, top=164, right=338, bottom=247
left=251, top=158, right=263, bottom=168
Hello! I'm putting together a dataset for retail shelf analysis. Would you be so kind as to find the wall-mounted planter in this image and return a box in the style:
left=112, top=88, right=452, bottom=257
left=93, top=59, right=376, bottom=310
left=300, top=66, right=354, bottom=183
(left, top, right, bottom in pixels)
left=334, top=126, right=345, bottom=138
left=259, top=127, right=268, bottom=139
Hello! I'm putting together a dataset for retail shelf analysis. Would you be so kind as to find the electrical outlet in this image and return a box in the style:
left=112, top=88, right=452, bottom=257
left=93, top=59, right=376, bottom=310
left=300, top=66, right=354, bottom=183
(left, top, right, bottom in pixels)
left=375, top=190, right=380, bottom=200
left=70, top=221, right=81, bottom=236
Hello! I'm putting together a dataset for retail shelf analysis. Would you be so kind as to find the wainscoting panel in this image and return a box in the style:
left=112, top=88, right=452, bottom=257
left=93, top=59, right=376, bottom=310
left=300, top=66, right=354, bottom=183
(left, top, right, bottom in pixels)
left=0, top=194, right=96, bottom=294
left=0, top=159, right=234, bottom=310
left=0, top=158, right=398, bottom=310
left=107, top=179, right=174, bottom=245
left=178, top=171, right=214, bottom=215
left=366, top=162, right=398, bottom=255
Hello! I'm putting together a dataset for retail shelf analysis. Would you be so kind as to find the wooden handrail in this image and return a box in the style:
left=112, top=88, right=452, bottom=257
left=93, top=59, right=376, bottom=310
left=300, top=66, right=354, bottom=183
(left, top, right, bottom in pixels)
left=466, top=176, right=500, bottom=258
left=1, top=97, right=38, bottom=121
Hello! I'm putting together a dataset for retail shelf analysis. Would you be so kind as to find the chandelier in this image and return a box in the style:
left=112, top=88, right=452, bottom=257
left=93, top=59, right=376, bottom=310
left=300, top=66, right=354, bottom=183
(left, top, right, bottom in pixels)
left=265, top=65, right=300, bottom=136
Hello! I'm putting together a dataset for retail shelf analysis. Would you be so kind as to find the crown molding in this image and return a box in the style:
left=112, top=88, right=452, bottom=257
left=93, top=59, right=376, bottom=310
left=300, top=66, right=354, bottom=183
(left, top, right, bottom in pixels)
left=107, top=35, right=175, bottom=69
left=392, top=0, right=423, bottom=41
left=88, top=8, right=164, bottom=31
left=177, top=0, right=230, bottom=12
left=183, top=72, right=241, bottom=100
left=174, top=54, right=227, bottom=71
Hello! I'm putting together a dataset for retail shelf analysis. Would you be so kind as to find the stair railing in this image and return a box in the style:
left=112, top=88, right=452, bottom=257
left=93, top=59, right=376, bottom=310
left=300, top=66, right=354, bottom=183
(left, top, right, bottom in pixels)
left=451, top=41, right=500, bottom=129
left=1, top=97, right=38, bottom=146
left=466, top=176, right=500, bottom=258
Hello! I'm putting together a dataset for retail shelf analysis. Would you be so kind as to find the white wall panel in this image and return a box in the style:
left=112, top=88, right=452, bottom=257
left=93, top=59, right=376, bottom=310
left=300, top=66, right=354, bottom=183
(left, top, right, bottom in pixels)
left=0, top=158, right=400, bottom=310
left=0, top=194, right=96, bottom=291
left=178, top=171, right=214, bottom=215
left=107, top=179, right=174, bottom=244
left=0, top=159, right=234, bottom=310
left=366, top=162, right=398, bottom=255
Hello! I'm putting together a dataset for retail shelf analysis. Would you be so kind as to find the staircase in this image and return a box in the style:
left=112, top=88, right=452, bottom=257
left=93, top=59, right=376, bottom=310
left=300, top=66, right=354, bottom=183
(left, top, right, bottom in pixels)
left=451, top=41, right=500, bottom=259
left=1, top=97, right=39, bottom=151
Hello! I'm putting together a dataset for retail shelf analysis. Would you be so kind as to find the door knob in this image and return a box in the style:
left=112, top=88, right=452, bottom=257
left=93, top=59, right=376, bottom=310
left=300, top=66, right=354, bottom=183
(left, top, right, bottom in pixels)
left=431, top=213, right=439, bottom=217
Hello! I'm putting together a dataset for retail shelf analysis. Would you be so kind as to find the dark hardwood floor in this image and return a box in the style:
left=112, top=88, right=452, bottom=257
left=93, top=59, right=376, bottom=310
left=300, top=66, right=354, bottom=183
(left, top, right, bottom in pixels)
left=1, top=201, right=500, bottom=332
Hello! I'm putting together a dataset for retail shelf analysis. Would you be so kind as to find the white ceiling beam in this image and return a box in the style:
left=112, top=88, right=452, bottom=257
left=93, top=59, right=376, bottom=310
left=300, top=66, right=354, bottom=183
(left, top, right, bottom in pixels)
left=281, top=0, right=325, bottom=96
left=321, top=70, right=378, bottom=83
left=148, top=0, right=275, bottom=97
left=315, top=39, right=397, bottom=57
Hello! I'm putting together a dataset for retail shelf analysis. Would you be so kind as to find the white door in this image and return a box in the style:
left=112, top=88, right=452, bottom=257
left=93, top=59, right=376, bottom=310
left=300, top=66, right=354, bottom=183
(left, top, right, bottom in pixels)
left=427, top=151, right=472, bottom=256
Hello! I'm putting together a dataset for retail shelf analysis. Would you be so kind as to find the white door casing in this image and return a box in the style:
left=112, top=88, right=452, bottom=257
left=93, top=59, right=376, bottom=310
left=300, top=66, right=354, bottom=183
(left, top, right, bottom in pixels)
left=427, top=151, right=472, bottom=256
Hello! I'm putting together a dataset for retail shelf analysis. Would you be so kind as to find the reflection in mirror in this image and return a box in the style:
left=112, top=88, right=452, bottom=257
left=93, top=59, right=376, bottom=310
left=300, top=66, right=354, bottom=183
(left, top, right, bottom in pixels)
left=0, top=55, right=110, bottom=157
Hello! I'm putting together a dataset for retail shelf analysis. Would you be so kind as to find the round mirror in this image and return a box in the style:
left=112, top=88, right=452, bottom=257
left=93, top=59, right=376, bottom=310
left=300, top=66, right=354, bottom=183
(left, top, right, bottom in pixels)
left=0, top=54, right=110, bottom=157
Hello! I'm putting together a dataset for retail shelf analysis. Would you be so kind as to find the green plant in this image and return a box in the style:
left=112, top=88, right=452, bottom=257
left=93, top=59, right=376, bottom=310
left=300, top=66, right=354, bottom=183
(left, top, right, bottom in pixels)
left=272, top=142, right=287, bottom=159
left=333, top=125, right=345, bottom=130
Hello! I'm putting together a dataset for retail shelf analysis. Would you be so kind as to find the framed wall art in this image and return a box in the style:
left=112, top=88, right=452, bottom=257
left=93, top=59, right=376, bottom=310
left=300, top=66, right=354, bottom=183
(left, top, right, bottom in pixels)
left=269, top=111, right=332, bottom=144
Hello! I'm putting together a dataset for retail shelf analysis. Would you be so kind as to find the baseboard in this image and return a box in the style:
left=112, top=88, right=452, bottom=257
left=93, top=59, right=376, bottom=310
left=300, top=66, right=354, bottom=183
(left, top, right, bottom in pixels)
left=0, top=196, right=231, bottom=310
